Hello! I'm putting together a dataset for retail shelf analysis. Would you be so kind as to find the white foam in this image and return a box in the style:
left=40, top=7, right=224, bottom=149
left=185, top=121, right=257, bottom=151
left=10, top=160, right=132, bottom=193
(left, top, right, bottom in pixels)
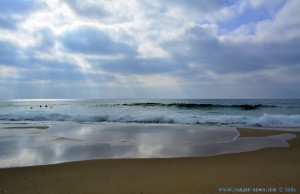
left=1, top=113, right=300, bottom=127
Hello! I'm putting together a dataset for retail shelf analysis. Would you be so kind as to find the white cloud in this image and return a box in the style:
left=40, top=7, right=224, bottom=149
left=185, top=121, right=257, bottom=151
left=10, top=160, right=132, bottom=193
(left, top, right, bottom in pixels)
left=218, top=0, right=300, bottom=43
left=255, top=0, right=300, bottom=42
left=0, top=66, right=20, bottom=78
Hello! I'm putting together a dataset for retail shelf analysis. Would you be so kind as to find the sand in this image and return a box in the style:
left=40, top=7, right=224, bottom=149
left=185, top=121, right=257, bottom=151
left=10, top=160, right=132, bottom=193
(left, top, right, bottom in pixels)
left=0, top=128, right=299, bottom=194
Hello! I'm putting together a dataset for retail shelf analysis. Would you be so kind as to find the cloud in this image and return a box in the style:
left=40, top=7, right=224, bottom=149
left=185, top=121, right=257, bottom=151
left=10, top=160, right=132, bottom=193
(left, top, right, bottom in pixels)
left=247, top=0, right=286, bottom=10
left=0, top=0, right=43, bottom=30
left=92, top=57, right=181, bottom=75
left=140, top=0, right=225, bottom=16
left=63, top=0, right=110, bottom=19
left=0, top=41, right=23, bottom=66
left=0, top=66, right=20, bottom=78
left=164, top=0, right=224, bottom=11
left=0, top=38, right=114, bottom=85
left=33, top=28, right=56, bottom=52
left=0, top=0, right=300, bottom=98
left=255, top=0, right=300, bottom=42
left=0, top=17, right=20, bottom=30
left=163, top=24, right=300, bottom=76
left=60, top=26, right=135, bottom=55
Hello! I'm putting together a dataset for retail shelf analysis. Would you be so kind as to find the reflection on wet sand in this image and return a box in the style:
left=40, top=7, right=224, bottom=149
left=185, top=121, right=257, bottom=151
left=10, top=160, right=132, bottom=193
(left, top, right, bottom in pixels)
left=0, top=123, right=296, bottom=168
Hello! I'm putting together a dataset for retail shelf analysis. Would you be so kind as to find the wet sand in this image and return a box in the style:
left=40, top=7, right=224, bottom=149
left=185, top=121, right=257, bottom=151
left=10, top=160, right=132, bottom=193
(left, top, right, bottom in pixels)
left=0, top=127, right=299, bottom=194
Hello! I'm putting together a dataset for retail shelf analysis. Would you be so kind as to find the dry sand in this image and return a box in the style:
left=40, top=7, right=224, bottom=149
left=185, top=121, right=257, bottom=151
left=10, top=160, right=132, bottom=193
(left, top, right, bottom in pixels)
left=0, top=128, right=299, bottom=194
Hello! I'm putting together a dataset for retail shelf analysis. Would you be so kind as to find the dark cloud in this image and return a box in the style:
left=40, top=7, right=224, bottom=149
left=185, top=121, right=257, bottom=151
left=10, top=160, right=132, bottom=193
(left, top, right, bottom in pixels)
left=27, top=60, right=112, bottom=82
left=0, top=0, right=43, bottom=30
left=0, top=33, right=116, bottom=84
left=0, top=39, right=108, bottom=83
left=0, top=17, right=20, bottom=30
left=163, top=25, right=300, bottom=75
left=166, top=0, right=225, bottom=12
left=92, top=57, right=181, bottom=75
left=33, top=28, right=56, bottom=51
left=0, top=40, right=53, bottom=69
left=64, top=0, right=110, bottom=19
left=1, top=28, right=57, bottom=69
left=141, top=0, right=224, bottom=14
left=0, top=41, right=23, bottom=65
left=1, top=52, right=115, bottom=84
left=60, top=26, right=135, bottom=55
left=20, top=67, right=115, bottom=83
left=30, top=58, right=76, bottom=70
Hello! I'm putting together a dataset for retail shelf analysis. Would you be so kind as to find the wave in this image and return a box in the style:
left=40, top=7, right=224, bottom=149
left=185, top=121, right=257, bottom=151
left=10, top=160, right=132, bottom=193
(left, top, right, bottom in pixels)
left=120, top=103, right=275, bottom=110
left=1, top=113, right=299, bottom=127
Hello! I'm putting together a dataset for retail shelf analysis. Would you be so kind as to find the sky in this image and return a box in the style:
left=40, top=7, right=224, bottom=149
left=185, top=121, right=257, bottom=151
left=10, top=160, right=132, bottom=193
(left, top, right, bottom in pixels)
left=0, top=0, right=300, bottom=99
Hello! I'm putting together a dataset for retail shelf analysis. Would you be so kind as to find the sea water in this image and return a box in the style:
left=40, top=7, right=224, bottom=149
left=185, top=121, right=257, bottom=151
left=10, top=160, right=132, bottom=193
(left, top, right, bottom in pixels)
left=0, top=99, right=300, bottom=127
left=1, top=99, right=299, bottom=167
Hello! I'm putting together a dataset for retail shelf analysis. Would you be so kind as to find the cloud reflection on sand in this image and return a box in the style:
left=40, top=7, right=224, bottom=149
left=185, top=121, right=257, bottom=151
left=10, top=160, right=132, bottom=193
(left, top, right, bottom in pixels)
left=0, top=123, right=296, bottom=168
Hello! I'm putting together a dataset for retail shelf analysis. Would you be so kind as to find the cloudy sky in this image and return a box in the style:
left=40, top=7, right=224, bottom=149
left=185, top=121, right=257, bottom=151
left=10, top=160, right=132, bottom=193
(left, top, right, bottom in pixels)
left=0, top=0, right=300, bottom=99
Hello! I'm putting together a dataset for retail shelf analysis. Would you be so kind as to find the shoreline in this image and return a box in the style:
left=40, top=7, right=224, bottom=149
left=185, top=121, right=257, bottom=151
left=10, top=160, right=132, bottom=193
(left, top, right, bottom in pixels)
left=0, top=127, right=299, bottom=193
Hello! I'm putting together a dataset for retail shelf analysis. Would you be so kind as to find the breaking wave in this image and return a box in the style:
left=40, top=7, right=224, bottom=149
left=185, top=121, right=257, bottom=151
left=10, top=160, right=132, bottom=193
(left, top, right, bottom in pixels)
left=1, top=113, right=299, bottom=127
left=120, top=103, right=275, bottom=110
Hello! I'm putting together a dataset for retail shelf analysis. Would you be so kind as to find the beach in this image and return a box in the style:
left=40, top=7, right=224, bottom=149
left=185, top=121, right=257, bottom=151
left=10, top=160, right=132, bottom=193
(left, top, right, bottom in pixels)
left=0, top=127, right=299, bottom=194
left=1, top=0, right=300, bottom=191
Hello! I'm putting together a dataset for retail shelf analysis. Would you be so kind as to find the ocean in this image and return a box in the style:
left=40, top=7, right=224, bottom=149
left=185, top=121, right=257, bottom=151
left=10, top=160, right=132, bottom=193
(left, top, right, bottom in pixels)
left=1, top=99, right=300, bottom=167
left=1, top=99, right=300, bottom=127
